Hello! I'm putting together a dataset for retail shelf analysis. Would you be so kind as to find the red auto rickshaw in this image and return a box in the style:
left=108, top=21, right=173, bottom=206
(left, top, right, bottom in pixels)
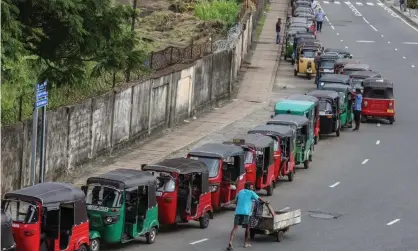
left=2, top=182, right=90, bottom=251
left=187, top=143, right=246, bottom=210
left=286, top=94, right=320, bottom=144
left=142, top=158, right=213, bottom=228
left=247, top=125, right=296, bottom=182
left=361, top=78, right=395, bottom=124
left=225, top=134, right=276, bottom=195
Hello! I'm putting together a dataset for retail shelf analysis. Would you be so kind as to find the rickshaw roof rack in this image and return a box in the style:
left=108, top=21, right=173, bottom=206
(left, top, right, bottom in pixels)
left=295, top=31, right=314, bottom=36
left=324, top=48, right=350, bottom=54
left=349, top=71, right=381, bottom=78
left=143, top=158, right=209, bottom=174
left=362, top=78, right=393, bottom=88
left=232, top=134, right=274, bottom=149
left=188, top=143, right=244, bottom=159
left=307, top=90, right=340, bottom=100
left=335, top=59, right=360, bottom=65
left=319, top=74, right=350, bottom=82
left=286, top=94, right=319, bottom=105
left=4, top=182, right=85, bottom=205
left=320, top=54, right=340, bottom=60
left=86, top=168, right=156, bottom=189
left=321, top=83, right=352, bottom=91
left=344, top=63, right=370, bottom=69
left=267, top=114, right=309, bottom=127
left=248, top=125, right=294, bottom=138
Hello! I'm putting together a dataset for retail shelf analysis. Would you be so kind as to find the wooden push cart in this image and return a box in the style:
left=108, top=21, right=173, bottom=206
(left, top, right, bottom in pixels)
left=249, top=203, right=301, bottom=242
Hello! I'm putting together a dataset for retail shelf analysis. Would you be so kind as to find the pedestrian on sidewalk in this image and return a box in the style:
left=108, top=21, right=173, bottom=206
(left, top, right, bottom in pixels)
left=276, top=18, right=282, bottom=44
left=353, top=87, right=363, bottom=131
left=227, top=182, right=266, bottom=250
left=315, top=8, right=326, bottom=32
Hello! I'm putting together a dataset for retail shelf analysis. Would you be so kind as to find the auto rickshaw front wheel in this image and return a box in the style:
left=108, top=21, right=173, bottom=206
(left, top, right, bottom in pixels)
left=304, top=159, right=309, bottom=169
left=314, top=135, right=319, bottom=144
left=199, top=212, right=210, bottom=229
left=336, top=128, right=340, bottom=137
left=294, top=70, right=297, bottom=76
left=307, top=73, right=312, bottom=80
left=146, top=227, right=157, bottom=244
left=287, top=169, right=294, bottom=182
left=266, top=184, right=274, bottom=196
left=77, top=244, right=89, bottom=251
left=388, top=117, right=395, bottom=124
left=89, top=239, right=100, bottom=251
left=276, top=230, right=285, bottom=242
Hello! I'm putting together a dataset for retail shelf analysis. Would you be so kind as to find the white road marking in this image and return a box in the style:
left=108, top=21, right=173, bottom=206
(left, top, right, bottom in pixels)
left=402, top=56, right=406, bottom=59
left=377, top=123, right=381, bottom=126
left=356, top=2, right=363, bottom=5
left=376, top=140, right=380, bottom=145
left=345, top=46, right=349, bottom=49
left=377, top=0, right=418, bottom=32
left=190, top=238, right=209, bottom=245
left=370, top=25, right=378, bottom=31
left=388, top=41, right=391, bottom=43
left=361, top=159, right=369, bottom=164
left=376, top=1, right=384, bottom=5
left=412, top=65, right=416, bottom=68
left=280, top=207, right=290, bottom=211
left=329, top=182, right=340, bottom=188
left=381, top=34, right=384, bottom=37
left=366, top=2, right=374, bottom=5
left=402, top=42, right=418, bottom=44
left=395, top=48, right=398, bottom=51
left=331, top=25, right=335, bottom=29
left=325, top=16, right=330, bottom=21
left=386, top=219, right=400, bottom=226
left=345, top=1, right=351, bottom=4
left=323, top=0, right=330, bottom=3
left=356, top=40, right=375, bottom=43
left=341, top=39, right=344, bottom=42
left=346, top=1, right=363, bottom=16
left=337, top=33, right=339, bottom=35
left=363, top=17, right=370, bottom=24
left=335, top=1, right=341, bottom=4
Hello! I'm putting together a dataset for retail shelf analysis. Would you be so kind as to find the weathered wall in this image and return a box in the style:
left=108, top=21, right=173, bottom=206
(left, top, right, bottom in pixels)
left=0, top=9, right=266, bottom=193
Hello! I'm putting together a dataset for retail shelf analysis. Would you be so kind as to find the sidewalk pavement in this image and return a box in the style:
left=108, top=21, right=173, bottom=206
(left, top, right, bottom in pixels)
left=73, top=0, right=291, bottom=186
left=384, top=0, right=418, bottom=27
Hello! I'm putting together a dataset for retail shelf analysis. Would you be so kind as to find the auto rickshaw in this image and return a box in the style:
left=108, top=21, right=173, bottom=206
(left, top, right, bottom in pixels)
left=285, top=94, right=320, bottom=144
left=83, top=169, right=159, bottom=249
left=1, top=210, right=16, bottom=251
left=247, top=125, right=296, bottom=182
left=292, top=34, right=316, bottom=64
left=334, top=59, right=360, bottom=74
left=294, top=45, right=319, bottom=79
left=306, top=90, right=341, bottom=136
left=315, top=54, right=340, bottom=85
left=187, top=144, right=246, bottom=210
left=324, top=48, right=352, bottom=58
left=342, top=63, right=371, bottom=76
left=225, top=134, right=276, bottom=195
left=349, top=71, right=381, bottom=89
left=267, top=114, right=313, bottom=169
left=285, top=30, right=312, bottom=61
left=321, top=83, right=354, bottom=128
left=361, top=78, right=395, bottom=124
left=317, top=74, right=350, bottom=89
left=142, top=158, right=213, bottom=228
left=2, top=182, right=90, bottom=251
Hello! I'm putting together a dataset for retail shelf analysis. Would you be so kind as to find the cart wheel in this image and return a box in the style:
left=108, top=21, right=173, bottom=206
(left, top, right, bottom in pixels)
left=303, top=159, right=309, bottom=169
left=199, top=212, right=210, bottom=229
left=77, top=244, right=88, bottom=251
left=287, top=170, right=294, bottom=182
left=250, top=230, right=255, bottom=240
left=89, top=239, right=100, bottom=251
left=276, top=231, right=284, bottom=242
left=266, top=184, right=274, bottom=196
left=146, top=227, right=157, bottom=244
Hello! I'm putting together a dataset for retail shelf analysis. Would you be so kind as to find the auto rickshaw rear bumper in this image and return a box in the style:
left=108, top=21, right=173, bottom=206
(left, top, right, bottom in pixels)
left=361, top=110, right=395, bottom=117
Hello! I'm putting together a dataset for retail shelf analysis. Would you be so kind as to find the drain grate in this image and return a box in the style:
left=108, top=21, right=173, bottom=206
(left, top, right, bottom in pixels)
left=308, top=211, right=342, bottom=220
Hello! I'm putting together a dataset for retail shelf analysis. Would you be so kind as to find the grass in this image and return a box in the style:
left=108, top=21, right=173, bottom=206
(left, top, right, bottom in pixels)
left=255, top=3, right=270, bottom=39
left=194, top=0, right=240, bottom=27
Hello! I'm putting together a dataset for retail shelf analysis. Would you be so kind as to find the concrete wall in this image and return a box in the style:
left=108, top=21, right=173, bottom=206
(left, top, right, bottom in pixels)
left=0, top=11, right=262, bottom=193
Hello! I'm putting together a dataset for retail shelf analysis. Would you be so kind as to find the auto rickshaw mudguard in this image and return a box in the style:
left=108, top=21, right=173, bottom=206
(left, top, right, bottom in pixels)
left=74, top=234, right=90, bottom=251
left=89, top=230, right=101, bottom=242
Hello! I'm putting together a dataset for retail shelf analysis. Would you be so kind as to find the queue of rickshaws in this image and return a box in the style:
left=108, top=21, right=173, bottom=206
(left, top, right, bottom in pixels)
left=349, top=71, right=381, bottom=89
left=315, top=53, right=340, bottom=85
left=317, top=73, right=351, bottom=89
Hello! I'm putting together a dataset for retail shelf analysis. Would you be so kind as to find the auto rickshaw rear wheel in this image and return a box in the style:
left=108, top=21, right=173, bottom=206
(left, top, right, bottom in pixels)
left=294, top=70, right=297, bottom=76
left=307, top=73, right=312, bottom=80
left=146, top=227, right=157, bottom=244
left=287, top=170, right=294, bottom=182
left=388, top=117, right=394, bottom=124
left=76, top=244, right=88, bottom=251
left=250, top=230, right=255, bottom=240
left=336, top=128, right=340, bottom=137
left=314, top=135, right=319, bottom=144
left=304, top=159, right=309, bottom=169
left=199, top=212, right=210, bottom=229
left=89, top=239, right=100, bottom=251
left=266, top=184, right=274, bottom=196
left=276, top=231, right=285, bottom=242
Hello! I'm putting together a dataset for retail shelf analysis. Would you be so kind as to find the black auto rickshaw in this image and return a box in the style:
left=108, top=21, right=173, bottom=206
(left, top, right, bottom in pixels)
left=316, top=54, right=341, bottom=85
left=349, top=71, right=381, bottom=89
left=306, top=90, right=341, bottom=137
left=334, top=59, right=360, bottom=74
left=1, top=210, right=16, bottom=251
left=342, top=64, right=372, bottom=76
left=324, top=48, right=352, bottom=58
left=318, top=74, right=350, bottom=89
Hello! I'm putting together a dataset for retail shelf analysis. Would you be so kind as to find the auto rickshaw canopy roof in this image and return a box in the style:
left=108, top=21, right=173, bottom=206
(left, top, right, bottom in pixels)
left=321, top=83, right=352, bottom=93
left=267, top=114, right=309, bottom=128
left=188, top=143, right=244, bottom=159
left=349, top=71, right=381, bottom=79
left=87, top=168, right=156, bottom=189
left=4, top=182, right=85, bottom=206
left=362, top=78, right=393, bottom=89
left=307, top=90, right=340, bottom=100
left=324, top=48, right=351, bottom=55
left=344, top=63, right=370, bottom=70
left=319, top=54, right=340, bottom=61
left=143, top=158, right=209, bottom=175
left=286, top=94, right=319, bottom=106
left=248, top=124, right=294, bottom=138
left=335, top=59, right=360, bottom=65
left=275, top=99, right=315, bottom=114
left=228, top=134, right=274, bottom=149
left=319, top=74, right=350, bottom=84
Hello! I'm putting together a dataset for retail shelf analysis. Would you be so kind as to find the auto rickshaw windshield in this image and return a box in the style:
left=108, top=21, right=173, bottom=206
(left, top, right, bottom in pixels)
left=318, top=100, right=333, bottom=113
left=244, top=150, right=254, bottom=164
left=320, top=61, right=335, bottom=68
left=351, top=77, right=363, bottom=86
left=2, top=200, right=38, bottom=224
left=189, top=156, right=219, bottom=178
left=302, top=50, right=315, bottom=58
left=85, top=185, right=123, bottom=208
left=155, top=172, right=176, bottom=192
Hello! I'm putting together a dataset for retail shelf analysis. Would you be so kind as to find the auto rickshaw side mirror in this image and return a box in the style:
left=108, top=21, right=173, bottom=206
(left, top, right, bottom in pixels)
left=81, top=185, right=87, bottom=194
left=270, top=115, right=274, bottom=119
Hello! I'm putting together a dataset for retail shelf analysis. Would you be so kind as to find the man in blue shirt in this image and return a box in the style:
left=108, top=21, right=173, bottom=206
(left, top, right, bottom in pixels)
left=227, top=182, right=265, bottom=250
left=315, top=8, right=326, bottom=32
left=353, top=87, right=363, bottom=131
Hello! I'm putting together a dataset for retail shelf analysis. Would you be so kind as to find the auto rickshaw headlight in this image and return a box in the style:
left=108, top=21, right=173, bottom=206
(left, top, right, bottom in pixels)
left=209, top=185, right=218, bottom=192
left=103, top=215, right=120, bottom=225
left=364, top=101, right=368, bottom=107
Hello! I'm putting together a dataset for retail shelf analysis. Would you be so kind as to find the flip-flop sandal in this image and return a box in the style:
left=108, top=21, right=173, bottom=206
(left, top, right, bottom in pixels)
left=244, top=244, right=252, bottom=248
left=226, top=246, right=234, bottom=251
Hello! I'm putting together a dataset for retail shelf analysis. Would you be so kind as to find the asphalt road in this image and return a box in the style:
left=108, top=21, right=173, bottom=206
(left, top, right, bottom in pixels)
left=104, top=3, right=418, bottom=251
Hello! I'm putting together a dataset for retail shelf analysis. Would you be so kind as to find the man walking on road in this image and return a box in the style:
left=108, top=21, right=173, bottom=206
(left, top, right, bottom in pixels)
left=227, top=182, right=265, bottom=250
left=276, top=18, right=281, bottom=44
left=353, top=87, right=363, bottom=131
left=315, top=8, right=326, bottom=32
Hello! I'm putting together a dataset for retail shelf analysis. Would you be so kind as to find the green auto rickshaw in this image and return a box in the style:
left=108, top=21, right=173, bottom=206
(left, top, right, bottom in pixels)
left=267, top=114, right=313, bottom=169
left=83, top=169, right=159, bottom=250
left=306, top=90, right=341, bottom=136
left=321, top=83, right=354, bottom=128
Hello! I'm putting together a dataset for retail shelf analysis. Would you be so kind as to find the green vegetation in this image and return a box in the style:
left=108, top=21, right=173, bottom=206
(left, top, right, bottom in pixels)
left=255, top=3, right=270, bottom=39
left=407, top=0, right=417, bottom=9
left=194, top=0, right=240, bottom=27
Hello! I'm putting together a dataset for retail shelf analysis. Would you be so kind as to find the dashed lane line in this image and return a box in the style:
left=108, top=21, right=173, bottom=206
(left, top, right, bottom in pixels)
left=386, top=219, right=400, bottom=226
left=190, top=238, right=209, bottom=245
left=356, top=40, right=375, bottom=43
left=361, top=159, right=369, bottom=164
left=376, top=140, right=380, bottom=145
left=402, top=42, right=418, bottom=45
left=370, top=25, right=378, bottom=31
left=329, top=182, right=341, bottom=188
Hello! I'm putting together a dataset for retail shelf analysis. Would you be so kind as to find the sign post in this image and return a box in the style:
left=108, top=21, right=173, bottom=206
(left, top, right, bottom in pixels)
left=30, top=81, right=48, bottom=185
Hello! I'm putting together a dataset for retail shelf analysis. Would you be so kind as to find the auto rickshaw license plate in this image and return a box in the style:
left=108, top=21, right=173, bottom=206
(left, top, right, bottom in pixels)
left=387, top=109, right=394, bottom=113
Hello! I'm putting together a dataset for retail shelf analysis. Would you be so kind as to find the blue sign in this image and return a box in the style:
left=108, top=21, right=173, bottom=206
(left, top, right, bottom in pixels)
left=35, top=81, right=48, bottom=108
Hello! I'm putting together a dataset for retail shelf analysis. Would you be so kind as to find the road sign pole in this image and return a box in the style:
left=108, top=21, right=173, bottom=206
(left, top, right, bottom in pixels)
left=30, top=99, right=38, bottom=186
left=39, top=106, right=46, bottom=183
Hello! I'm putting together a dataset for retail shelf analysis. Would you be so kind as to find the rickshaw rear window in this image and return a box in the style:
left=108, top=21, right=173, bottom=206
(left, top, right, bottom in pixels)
left=320, top=61, right=334, bottom=68
left=319, top=101, right=333, bottom=112
left=85, top=185, right=122, bottom=208
left=3, top=200, right=38, bottom=223
left=351, top=78, right=363, bottom=85
left=244, top=150, right=254, bottom=164
left=364, top=89, right=388, bottom=98
left=192, top=157, right=219, bottom=178
left=156, top=173, right=176, bottom=192
left=302, top=50, right=315, bottom=58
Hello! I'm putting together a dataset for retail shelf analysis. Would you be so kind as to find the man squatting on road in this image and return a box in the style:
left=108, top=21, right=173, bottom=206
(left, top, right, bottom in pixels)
left=227, top=182, right=265, bottom=250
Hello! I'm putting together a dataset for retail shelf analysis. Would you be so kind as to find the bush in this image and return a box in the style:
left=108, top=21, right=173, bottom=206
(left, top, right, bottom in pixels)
left=407, top=0, right=417, bottom=9
left=194, top=0, right=240, bottom=27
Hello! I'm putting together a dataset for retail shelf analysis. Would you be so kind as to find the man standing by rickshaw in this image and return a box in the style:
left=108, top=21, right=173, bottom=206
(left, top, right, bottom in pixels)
left=353, top=87, right=363, bottom=131
left=276, top=18, right=282, bottom=44
left=227, top=182, right=266, bottom=250
left=315, top=8, right=326, bottom=32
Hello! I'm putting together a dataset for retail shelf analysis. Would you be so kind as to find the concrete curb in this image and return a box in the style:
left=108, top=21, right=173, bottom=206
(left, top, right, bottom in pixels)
left=385, top=3, right=418, bottom=29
